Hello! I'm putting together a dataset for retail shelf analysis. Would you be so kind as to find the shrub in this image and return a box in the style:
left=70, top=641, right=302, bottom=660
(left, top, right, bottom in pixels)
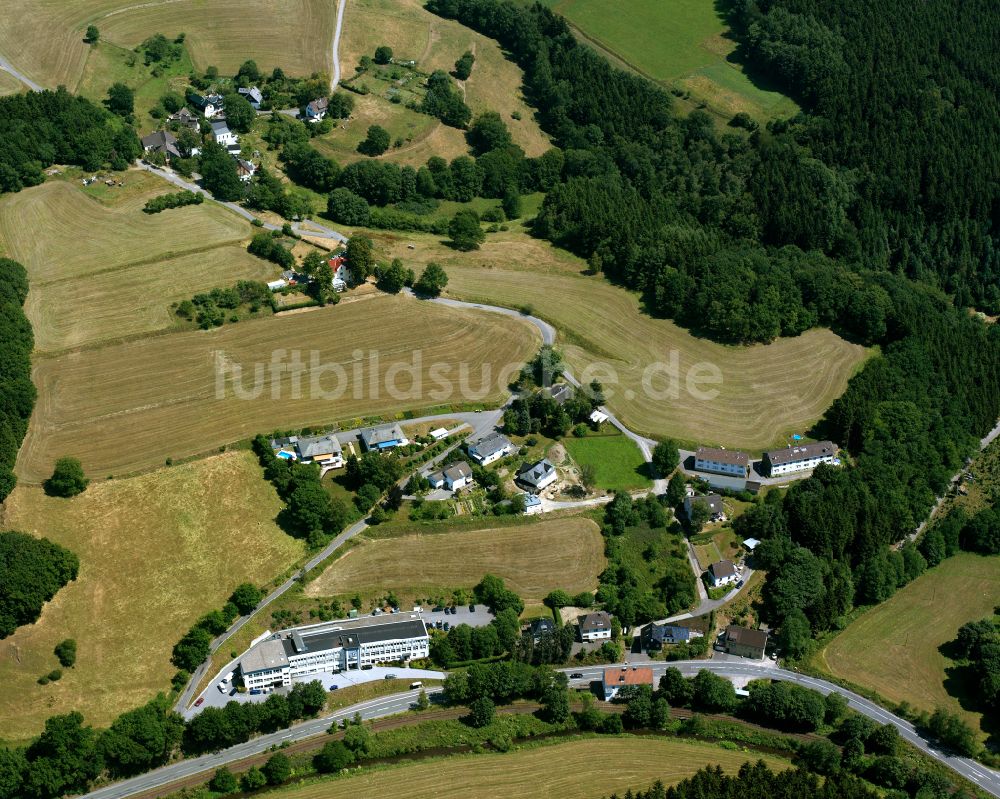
left=45, top=457, right=89, bottom=497
left=54, top=639, right=77, bottom=668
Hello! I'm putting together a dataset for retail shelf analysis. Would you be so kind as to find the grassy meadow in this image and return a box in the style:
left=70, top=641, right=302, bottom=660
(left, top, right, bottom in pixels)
left=338, top=0, right=549, bottom=157
left=0, top=70, right=26, bottom=95
left=305, top=516, right=604, bottom=604
left=820, top=553, right=1000, bottom=738
left=352, top=227, right=873, bottom=450
left=0, top=175, right=268, bottom=353
left=544, top=0, right=797, bottom=122
left=0, top=452, right=303, bottom=743
left=0, top=0, right=335, bottom=91
left=563, top=431, right=652, bottom=492
left=256, top=736, right=790, bottom=799
left=17, top=294, right=539, bottom=482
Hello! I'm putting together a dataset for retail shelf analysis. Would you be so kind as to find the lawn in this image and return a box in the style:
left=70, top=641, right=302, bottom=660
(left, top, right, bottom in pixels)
left=544, top=0, right=797, bottom=123
left=339, top=0, right=550, bottom=157
left=354, top=228, right=873, bottom=451
left=16, top=294, right=539, bottom=482
left=258, top=736, right=790, bottom=799
left=0, top=451, right=303, bottom=744
left=563, top=431, right=652, bottom=492
left=820, top=553, right=1000, bottom=738
left=0, top=176, right=269, bottom=353
left=0, top=0, right=336, bottom=91
left=304, top=516, right=604, bottom=604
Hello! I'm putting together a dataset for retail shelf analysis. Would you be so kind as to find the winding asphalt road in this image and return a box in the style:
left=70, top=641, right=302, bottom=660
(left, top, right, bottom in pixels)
left=86, top=661, right=1000, bottom=799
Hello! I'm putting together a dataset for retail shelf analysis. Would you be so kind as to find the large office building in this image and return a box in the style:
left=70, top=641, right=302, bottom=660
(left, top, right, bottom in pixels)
left=238, top=615, right=429, bottom=691
left=694, top=446, right=750, bottom=478
left=762, top=441, right=838, bottom=477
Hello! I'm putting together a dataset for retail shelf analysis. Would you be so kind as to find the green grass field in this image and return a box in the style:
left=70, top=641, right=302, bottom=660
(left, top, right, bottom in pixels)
left=820, top=553, right=1000, bottom=739
left=545, top=0, right=797, bottom=122
left=254, top=736, right=789, bottom=799
left=563, top=431, right=652, bottom=492
left=0, top=452, right=303, bottom=743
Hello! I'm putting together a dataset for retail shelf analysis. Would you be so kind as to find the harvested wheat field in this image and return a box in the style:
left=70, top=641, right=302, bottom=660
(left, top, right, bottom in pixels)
left=17, top=294, right=539, bottom=482
left=340, top=0, right=549, bottom=156
left=306, top=516, right=604, bottom=602
left=0, top=0, right=335, bottom=91
left=259, top=737, right=790, bottom=799
left=0, top=452, right=303, bottom=744
left=356, top=230, right=873, bottom=450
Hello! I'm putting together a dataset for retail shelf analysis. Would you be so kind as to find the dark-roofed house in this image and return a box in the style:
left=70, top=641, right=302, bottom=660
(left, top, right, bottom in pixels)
left=360, top=423, right=408, bottom=451
left=443, top=461, right=472, bottom=491
left=517, top=459, right=557, bottom=491
left=545, top=383, right=573, bottom=405
left=695, top=446, right=750, bottom=478
left=140, top=130, right=181, bottom=160
left=684, top=493, right=724, bottom=523
left=210, top=119, right=238, bottom=148
left=295, top=433, right=344, bottom=468
left=642, top=616, right=709, bottom=651
left=305, top=96, right=329, bottom=120
left=708, top=559, right=738, bottom=588
left=238, top=86, right=264, bottom=109
left=238, top=615, right=429, bottom=691
left=579, top=610, right=612, bottom=642
left=724, top=625, right=768, bottom=659
left=529, top=617, right=555, bottom=643
left=236, top=158, right=256, bottom=182
left=602, top=665, right=654, bottom=701
left=762, top=441, right=838, bottom=477
left=167, top=107, right=200, bottom=129
left=468, top=431, right=514, bottom=465
left=188, top=91, right=224, bottom=118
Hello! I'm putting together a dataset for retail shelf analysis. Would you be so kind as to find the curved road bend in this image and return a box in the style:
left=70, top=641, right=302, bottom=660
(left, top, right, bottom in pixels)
left=88, top=663, right=1000, bottom=799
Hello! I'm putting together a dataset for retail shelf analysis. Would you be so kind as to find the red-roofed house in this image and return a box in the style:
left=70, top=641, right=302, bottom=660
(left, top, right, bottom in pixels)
left=329, top=255, right=350, bottom=292
left=602, top=665, right=655, bottom=701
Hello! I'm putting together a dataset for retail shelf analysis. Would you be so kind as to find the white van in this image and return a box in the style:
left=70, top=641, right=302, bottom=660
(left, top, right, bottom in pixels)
left=409, top=681, right=423, bottom=690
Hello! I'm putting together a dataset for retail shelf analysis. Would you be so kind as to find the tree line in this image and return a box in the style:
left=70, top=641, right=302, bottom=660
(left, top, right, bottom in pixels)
left=0, top=531, right=79, bottom=639
left=0, top=258, right=34, bottom=502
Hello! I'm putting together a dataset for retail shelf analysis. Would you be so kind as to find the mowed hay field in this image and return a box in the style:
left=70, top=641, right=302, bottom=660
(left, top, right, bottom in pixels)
left=0, top=0, right=335, bottom=91
left=0, top=176, right=267, bottom=353
left=305, top=517, right=604, bottom=603
left=0, top=452, right=303, bottom=743
left=260, top=737, right=790, bottom=799
left=338, top=0, right=549, bottom=157
left=0, top=70, right=25, bottom=95
left=821, top=553, right=1000, bottom=735
left=544, top=0, right=797, bottom=122
left=17, top=294, right=539, bottom=482
left=358, top=229, right=872, bottom=450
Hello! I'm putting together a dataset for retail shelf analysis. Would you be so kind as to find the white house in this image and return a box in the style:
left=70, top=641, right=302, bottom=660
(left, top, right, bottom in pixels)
left=426, top=470, right=445, bottom=490
left=589, top=410, right=609, bottom=425
left=579, top=610, right=612, bottom=641
left=517, top=459, right=557, bottom=491
left=295, top=433, right=344, bottom=469
left=762, top=441, right=838, bottom=477
left=190, top=92, right=224, bottom=119
left=522, top=493, right=542, bottom=514
left=443, top=461, right=472, bottom=491
left=468, top=431, right=514, bottom=465
left=238, top=616, right=429, bottom=691
left=305, top=97, right=329, bottom=121
left=694, top=446, right=750, bottom=478
left=360, top=423, right=408, bottom=451
left=328, top=255, right=350, bottom=292
left=211, top=120, right=238, bottom=148
left=708, top=559, right=739, bottom=588
left=238, top=86, right=264, bottom=109
left=602, top=666, right=654, bottom=702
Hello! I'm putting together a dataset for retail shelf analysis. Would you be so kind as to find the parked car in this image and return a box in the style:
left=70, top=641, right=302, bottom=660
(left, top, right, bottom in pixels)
left=570, top=672, right=584, bottom=679
left=443, top=622, right=450, bottom=631
left=736, top=580, right=744, bottom=588
left=217, top=683, right=226, bottom=693
left=229, top=687, right=237, bottom=696
left=329, top=684, right=339, bottom=690
left=385, top=674, right=397, bottom=680
left=469, top=604, right=476, bottom=612
left=194, top=697, right=205, bottom=706
left=432, top=605, right=444, bottom=612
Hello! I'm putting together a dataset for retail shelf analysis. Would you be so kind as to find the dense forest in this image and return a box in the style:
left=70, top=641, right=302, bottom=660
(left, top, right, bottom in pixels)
left=0, top=257, right=35, bottom=502
left=0, top=89, right=142, bottom=189
left=0, top=530, right=79, bottom=638
left=425, top=0, right=1000, bottom=641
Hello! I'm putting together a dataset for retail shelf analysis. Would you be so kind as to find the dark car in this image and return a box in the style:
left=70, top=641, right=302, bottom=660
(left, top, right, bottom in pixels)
left=228, top=687, right=237, bottom=696
left=443, top=622, right=451, bottom=631
left=570, top=672, right=584, bottom=679
left=432, top=605, right=444, bottom=613
left=435, top=621, right=443, bottom=629
left=469, top=604, right=476, bottom=612
left=329, top=684, right=339, bottom=690
left=449, top=606, right=457, bottom=615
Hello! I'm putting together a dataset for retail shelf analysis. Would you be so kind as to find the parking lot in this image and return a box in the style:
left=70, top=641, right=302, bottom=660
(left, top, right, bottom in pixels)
left=420, top=604, right=495, bottom=630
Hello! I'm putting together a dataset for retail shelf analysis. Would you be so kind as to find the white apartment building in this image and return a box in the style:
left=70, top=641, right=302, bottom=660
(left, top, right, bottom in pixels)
left=762, top=441, right=838, bottom=477
left=238, top=616, right=429, bottom=691
left=694, top=446, right=750, bottom=478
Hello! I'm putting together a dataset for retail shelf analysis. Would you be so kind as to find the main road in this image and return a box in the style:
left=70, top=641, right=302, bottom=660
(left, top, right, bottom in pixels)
left=86, top=661, right=1000, bottom=799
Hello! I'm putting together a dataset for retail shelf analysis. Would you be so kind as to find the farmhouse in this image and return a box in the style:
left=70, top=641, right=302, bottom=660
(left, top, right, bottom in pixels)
left=708, top=559, right=738, bottom=588
left=238, top=86, right=264, bottom=109
left=517, top=459, right=557, bottom=491
left=694, top=446, right=750, bottom=478
left=211, top=120, right=238, bottom=149
left=723, top=625, right=768, bottom=659
left=762, top=441, right=838, bottom=477
left=579, top=610, right=612, bottom=642
left=140, top=130, right=181, bottom=160
left=522, top=493, right=542, bottom=514
left=468, top=430, right=514, bottom=465
left=602, top=665, right=654, bottom=701
left=360, top=423, right=408, bottom=451
left=305, top=96, right=329, bottom=120
left=238, top=615, right=430, bottom=691
left=684, top=493, right=724, bottom=522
